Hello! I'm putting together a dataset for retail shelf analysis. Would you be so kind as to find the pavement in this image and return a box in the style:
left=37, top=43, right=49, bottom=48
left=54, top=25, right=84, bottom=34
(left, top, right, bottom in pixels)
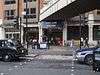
left=26, top=46, right=75, bottom=61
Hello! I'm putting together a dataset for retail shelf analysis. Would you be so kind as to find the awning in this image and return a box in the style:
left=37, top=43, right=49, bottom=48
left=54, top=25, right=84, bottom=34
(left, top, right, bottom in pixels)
left=42, top=0, right=100, bottom=21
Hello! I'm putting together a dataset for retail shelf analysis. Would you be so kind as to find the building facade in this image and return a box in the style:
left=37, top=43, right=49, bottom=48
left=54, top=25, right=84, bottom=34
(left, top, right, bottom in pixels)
left=0, top=0, right=5, bottom=39
left=0, top=0, right=39, bottom=43
left=39, top=0, right=100, bottom=46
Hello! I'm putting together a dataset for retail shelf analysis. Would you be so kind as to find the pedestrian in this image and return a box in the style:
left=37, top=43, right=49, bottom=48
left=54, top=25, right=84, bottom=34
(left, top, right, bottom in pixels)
left=32, top=38, right=37, bottom=49
left=96, top=40, right=100, bottom=48
left=84, top=38, right=89, bottom=48
left=70, top=39, right=74, bottom=48
left=80, top=37, right=84, bottom=46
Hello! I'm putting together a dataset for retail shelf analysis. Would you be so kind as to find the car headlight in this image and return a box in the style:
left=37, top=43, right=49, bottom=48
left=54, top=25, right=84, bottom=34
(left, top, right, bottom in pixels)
left=22, top=50, right=24, bottom=53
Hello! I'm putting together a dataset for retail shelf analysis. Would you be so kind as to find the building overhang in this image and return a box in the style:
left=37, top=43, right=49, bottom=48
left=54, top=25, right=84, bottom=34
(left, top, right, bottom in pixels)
left=41, top=0, right=100, bottom=21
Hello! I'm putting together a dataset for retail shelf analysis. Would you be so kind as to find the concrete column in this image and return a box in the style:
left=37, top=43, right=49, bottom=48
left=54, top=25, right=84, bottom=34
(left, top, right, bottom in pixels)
left=63, top=21, right=67, bottom=46
left=88, top=25, right=93, bottom=43
left=88, top=12, right=96, bottom=45
left=38, top=22, right=43, bottom=43
left=21, top=26, right=24, bottom=43
left=0, top=27, right=5, bottom=39
left=11, top=33, right=13, bottom=39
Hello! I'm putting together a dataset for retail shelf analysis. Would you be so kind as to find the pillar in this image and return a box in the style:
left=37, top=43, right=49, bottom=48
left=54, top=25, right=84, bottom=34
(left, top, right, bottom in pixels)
left=88, top=25, right=93, bottom=43
left=88, top=12, right=96, bottom=44
left=63, top=21, right=67, bottom=46
left=0, top=27, right=5, bottom=39
left=0, top=19, right=5, bottom=39
left=21, top=26, right=24, bottom=43
left=39, top=22, right=43, bottom=43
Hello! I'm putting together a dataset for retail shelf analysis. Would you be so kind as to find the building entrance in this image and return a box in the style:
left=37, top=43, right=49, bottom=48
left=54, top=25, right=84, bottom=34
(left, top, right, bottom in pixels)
left=43, top=28, right=63, bottom=46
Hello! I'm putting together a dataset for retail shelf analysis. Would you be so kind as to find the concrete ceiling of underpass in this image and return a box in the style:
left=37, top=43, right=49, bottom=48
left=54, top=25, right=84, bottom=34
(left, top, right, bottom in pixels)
left=42, top=0, right=100, bottom=21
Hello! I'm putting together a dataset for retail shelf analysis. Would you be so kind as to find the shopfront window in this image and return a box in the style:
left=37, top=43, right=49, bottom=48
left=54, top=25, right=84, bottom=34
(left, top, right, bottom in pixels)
left=93, top=25, right=100, bottom=40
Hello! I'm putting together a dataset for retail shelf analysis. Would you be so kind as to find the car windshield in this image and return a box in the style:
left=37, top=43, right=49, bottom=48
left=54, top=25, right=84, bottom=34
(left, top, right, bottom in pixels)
left=5, top=40, right=15, bottom=47
left=7, top=42, right=15, bottom=47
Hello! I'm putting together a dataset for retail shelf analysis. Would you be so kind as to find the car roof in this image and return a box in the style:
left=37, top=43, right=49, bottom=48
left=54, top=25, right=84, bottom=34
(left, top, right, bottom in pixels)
left=0, top=39, right=14, bottom=42
left=76, top=47, right=98, bottom=52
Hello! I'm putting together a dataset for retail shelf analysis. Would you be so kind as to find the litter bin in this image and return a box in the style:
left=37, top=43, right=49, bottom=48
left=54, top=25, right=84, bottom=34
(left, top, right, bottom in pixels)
left=34, top=45, right=37, bottom=49
left=39, top=42, right=48, bottom=49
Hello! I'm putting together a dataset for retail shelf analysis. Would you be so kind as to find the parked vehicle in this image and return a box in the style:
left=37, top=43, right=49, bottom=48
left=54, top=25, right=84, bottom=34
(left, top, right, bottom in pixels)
left=93, top=48, right=100, bottom=71
left=0, top=39, right=28, bottom=62
left=75, top=47, right=98, bottom=65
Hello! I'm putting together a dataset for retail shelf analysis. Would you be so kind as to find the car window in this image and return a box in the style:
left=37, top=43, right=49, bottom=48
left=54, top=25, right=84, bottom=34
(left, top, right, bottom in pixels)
left=95, top=48, right=100, bottom=52
left=1, top=41, right=5, bottom=47
left=95, top=48, right=100, bottom=55
left=6, top=42, right=15, bottom=47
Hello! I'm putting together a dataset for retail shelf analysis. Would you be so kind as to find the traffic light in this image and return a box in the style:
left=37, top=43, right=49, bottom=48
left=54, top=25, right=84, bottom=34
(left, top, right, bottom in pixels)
left=81, top=15, right=88, bottom=26
left=83, top=17, right=88, bottom=26
left=14, top=17, right=19, bottom=29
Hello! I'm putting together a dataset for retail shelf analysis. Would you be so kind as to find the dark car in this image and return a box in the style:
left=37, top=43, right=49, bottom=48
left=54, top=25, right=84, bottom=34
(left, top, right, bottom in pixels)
left=0, top=39, right=28, bottom=62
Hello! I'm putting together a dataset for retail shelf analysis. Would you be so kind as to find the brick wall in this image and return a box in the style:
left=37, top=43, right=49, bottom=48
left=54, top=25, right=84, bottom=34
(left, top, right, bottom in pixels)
left=0, top=0, right=4, bottom=19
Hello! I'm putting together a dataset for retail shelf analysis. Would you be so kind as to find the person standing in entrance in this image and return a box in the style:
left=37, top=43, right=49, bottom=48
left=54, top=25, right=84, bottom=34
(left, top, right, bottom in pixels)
left=70, top=39, right=74, bottom=48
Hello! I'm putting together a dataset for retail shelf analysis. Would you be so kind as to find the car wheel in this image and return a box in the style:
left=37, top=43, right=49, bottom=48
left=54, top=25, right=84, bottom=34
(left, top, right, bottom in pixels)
left=2, top=54, right=12, bottom=62
left=84, top=55, right=93, bottom=65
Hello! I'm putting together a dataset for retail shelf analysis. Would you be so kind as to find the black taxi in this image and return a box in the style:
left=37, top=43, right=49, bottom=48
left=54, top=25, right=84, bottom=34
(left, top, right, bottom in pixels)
left=0, top=39, right=28, bottom=61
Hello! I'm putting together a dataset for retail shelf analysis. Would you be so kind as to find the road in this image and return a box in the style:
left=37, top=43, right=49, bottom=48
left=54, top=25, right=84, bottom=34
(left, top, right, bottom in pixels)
left=0, top=56, right=100, bottom=75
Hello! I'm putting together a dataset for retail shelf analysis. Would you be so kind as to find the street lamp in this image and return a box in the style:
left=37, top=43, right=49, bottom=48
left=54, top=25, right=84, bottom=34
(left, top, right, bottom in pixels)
left=25, top=0, right=28, bottom=49
left=19, top=17, right=22, bottom=43
left=17, top=0, right=19, bottom=29
left=17, top=0, right=22, bottom=43
left=79, top=15, right=82, bottom=50
left=26, top=0, right=28, bottom=28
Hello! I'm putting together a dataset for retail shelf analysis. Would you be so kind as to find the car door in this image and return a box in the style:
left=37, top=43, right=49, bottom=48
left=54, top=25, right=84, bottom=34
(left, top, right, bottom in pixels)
left=0, top=41, right=2, bottom=56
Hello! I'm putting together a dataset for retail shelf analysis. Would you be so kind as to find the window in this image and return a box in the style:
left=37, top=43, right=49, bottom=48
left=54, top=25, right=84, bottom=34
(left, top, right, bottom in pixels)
left=5, top=0, right=16, bottom=4
left=24, top=0, right=33, bottom=2
left=97, top=10, right=100, bottom=15
left=24, top=8, right=36, bottom=14
left=5, top=10, right=9, bottom=16
left=24, top=14, right=36, bottom=18
left=6, top=34, right=8, bottom=38
left=24, top=8, right=30, bottom=14
left=24, top=8, right=36, bottom=19
left=30, top=8, right=36, bottom=14
left=5, top=10, right=15, bottom=20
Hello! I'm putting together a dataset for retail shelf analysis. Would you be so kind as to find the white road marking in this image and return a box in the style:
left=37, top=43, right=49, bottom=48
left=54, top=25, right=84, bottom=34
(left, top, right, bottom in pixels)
left=71, top=69, right=74, bottom=72
left=19, top=63, right=23, bottom=66
left=14, top=66, right=18, bottom=68
left=0, top=73, right=4, bottom=75
left=71, top=67, right=74, bottom=69
left=71, top=73, right=74, bottom=75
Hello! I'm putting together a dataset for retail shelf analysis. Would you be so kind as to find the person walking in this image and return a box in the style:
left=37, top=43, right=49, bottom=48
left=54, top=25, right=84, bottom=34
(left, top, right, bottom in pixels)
left=84, top=38, right=89, bottom=48
left=81, top=37, right=84, bottom=46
